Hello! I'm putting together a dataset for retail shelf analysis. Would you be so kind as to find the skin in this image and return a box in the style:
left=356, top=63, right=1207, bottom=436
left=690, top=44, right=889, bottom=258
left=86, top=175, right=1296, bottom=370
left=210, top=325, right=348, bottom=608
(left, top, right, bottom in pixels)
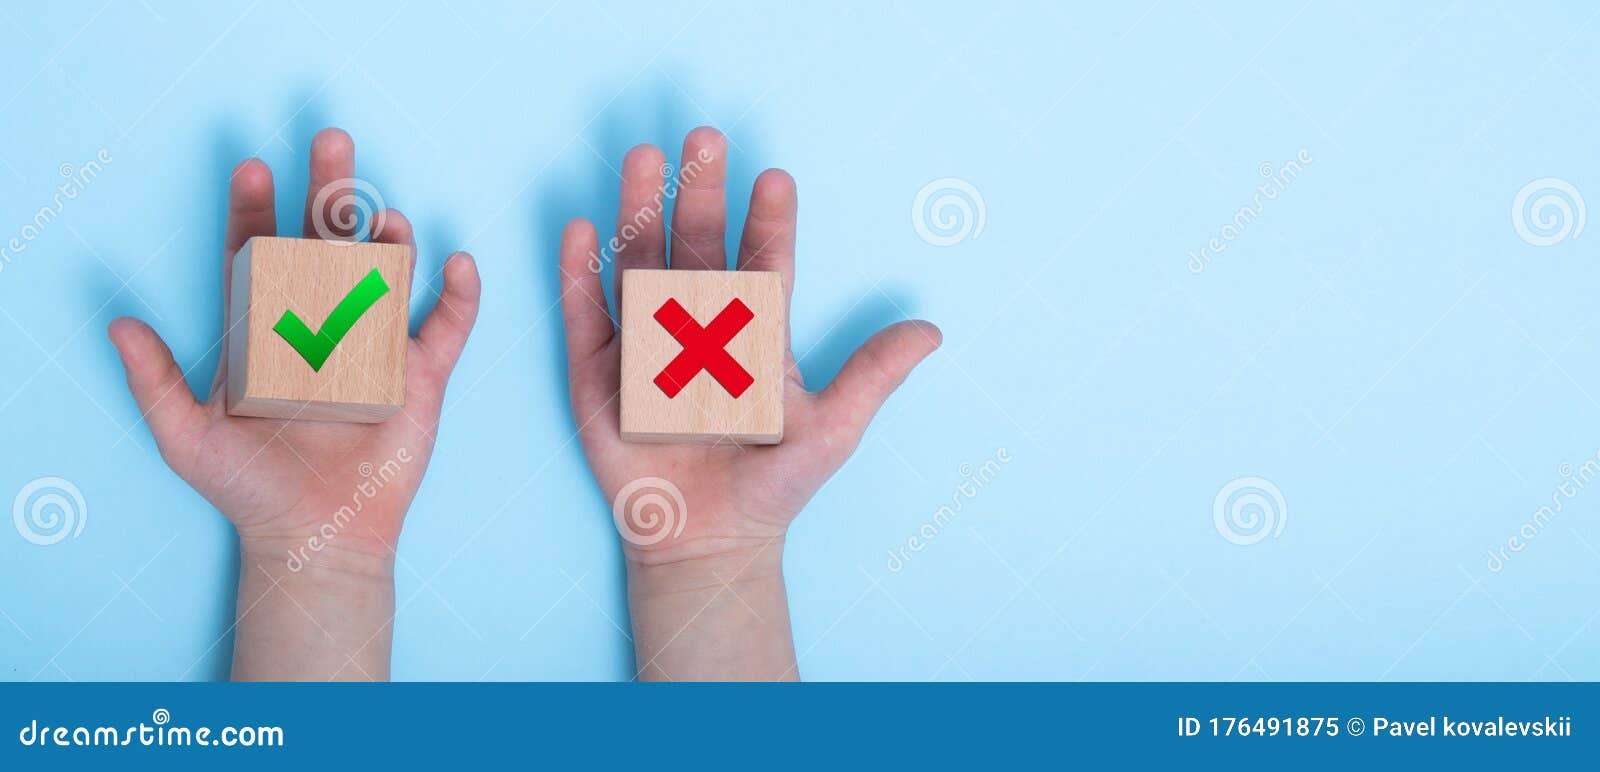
left=560, top=127, right=942, bottom=681
left=109, top=125, right=935, bottom=682
left=107, top=128, right=482, bottom=681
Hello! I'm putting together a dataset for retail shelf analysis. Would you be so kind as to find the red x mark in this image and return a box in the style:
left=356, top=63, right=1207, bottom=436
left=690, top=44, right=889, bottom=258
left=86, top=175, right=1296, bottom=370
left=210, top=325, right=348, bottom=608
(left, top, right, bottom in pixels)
left=653, top=297, right=755, bottom=398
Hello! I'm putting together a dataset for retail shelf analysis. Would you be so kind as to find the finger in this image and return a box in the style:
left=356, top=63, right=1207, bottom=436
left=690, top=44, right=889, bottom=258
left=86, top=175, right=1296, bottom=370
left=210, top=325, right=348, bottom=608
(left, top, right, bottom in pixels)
left=370, top=209, right=417, bottom=338
left=414, top=252, right=481, bottom=378
left=668, top=126, right=728, bottom=271
left=107, top=317, right=208, bottom=465
left=221, top=158, right=277, bottom=352
left=736, top=168, right=797, bottom=300
left=612, top=144, right=669, bottom=300
left=558, top=218, right=621, bottom=441
left=216, top=160, right=278, bottom=395
left=560, top=218, right=615, bottom=363
left=815, top=320, right=942, bottom=441
left=224, top=159, right=277, bottom=257
left=302, top=127, right=357, bottom=239
left=370, top=208, right=415, bottom=247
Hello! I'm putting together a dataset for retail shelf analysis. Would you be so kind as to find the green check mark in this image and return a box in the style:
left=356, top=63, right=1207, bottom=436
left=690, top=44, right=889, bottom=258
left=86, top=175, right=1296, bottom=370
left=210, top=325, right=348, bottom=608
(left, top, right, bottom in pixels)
left=272, top=268, right=390, bottom=372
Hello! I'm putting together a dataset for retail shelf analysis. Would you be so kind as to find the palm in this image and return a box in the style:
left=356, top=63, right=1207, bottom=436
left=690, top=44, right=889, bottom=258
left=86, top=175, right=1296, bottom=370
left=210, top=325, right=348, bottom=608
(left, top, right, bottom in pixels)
left=170, top=341, right=436, bottom=538
left=559, top=128, right=940, bottom=564
left=580, top=363, right=820, bottom=555
left=110, top=129, right=481, bottom=556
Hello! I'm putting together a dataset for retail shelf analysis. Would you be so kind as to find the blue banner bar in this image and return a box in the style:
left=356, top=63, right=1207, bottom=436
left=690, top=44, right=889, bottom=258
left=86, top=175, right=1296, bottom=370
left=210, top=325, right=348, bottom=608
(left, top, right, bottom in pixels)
left=0, top=683, right=1592, bottom=768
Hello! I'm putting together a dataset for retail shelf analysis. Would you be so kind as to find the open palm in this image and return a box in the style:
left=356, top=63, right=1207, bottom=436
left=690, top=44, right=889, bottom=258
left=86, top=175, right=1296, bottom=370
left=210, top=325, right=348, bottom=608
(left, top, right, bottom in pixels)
left=558, top=127, right=940, bottom=567
left=109, top=128, right=480, bottom=563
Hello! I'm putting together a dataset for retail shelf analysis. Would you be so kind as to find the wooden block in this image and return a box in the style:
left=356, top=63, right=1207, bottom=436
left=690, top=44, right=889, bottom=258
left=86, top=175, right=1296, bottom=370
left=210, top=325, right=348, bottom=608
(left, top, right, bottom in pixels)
left=226, top=237, right=412, bottom=423
left=620, top=269, right=785, bottom=444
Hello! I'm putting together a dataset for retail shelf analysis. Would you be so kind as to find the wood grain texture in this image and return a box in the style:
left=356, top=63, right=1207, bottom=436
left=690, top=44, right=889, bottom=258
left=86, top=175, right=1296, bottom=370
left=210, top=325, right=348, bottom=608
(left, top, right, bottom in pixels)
left=225, top=237, right=411, bottom=423
left=620, top=269, right=785, bottom=444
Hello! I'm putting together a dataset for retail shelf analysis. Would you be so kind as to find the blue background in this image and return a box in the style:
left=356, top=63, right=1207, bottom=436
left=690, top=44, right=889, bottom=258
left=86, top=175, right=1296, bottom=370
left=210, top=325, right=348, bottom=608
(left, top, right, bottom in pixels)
left=2, top=0, right=1599, bottom=681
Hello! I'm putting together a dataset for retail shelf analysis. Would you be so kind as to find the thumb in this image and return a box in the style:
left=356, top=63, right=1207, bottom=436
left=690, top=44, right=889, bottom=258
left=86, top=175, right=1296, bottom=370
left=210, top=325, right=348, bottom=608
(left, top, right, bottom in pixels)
left=108, top=317, right=208, bottom=464
left=815, top=320, right=942, bottom=448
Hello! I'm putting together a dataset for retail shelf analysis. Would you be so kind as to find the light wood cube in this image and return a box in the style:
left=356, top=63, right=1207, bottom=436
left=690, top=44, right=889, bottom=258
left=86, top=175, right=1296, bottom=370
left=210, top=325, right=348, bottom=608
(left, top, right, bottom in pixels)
left=620, top=269, right=785, bottom=444
left=226, top=237, right=412, bottom=423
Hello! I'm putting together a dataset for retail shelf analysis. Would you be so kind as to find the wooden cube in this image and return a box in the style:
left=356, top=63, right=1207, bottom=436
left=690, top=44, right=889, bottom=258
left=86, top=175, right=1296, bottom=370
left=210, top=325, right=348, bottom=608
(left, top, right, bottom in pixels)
left=620, top=269, right=785, bottom=444
left=226, top=237, right=412, bottom=423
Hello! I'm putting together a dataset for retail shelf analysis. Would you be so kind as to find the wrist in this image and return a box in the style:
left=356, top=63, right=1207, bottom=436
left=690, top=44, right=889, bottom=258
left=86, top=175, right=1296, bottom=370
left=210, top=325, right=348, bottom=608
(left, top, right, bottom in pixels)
left=232, top=537, right=396, bottom=682
left=238, top=531, right=396, bottom=584
left=233, top=497, right=407, bottom=581
left=624, top=541, right=796, bottom=681
left=625, top=540, right=786, bottom=599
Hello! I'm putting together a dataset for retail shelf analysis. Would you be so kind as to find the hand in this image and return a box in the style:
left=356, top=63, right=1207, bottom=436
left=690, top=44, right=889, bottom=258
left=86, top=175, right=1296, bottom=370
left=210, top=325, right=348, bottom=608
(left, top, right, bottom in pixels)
left=107, top=128, right=481, bottom=679
left=558, top=127, right=940, bottom=679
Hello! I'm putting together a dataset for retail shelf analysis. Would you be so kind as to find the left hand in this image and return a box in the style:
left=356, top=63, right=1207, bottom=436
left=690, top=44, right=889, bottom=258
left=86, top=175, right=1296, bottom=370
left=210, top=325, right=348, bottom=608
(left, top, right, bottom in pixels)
left=108, top=127, right=482, bottom=575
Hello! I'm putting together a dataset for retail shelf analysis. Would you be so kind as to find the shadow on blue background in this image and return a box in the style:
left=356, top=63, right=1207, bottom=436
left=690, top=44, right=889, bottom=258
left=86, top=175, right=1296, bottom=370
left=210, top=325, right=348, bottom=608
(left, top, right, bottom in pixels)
left=4, top=0, right=1599, bottom=682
